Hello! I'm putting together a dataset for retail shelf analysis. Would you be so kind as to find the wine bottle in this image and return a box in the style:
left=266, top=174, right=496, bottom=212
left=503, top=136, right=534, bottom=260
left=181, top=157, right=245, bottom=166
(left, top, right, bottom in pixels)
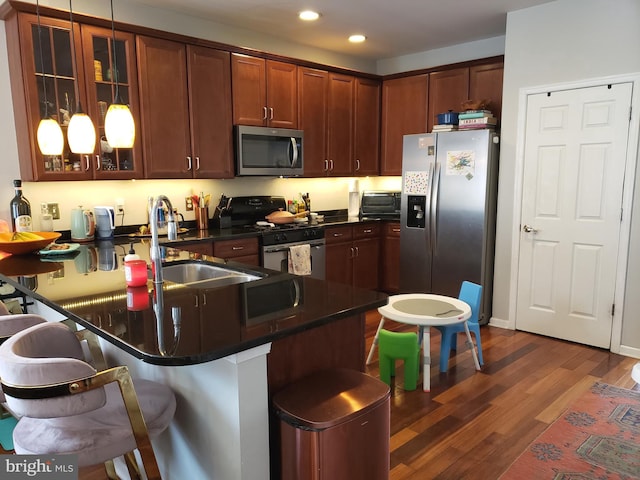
left=10, top=179, right=32, bottom=232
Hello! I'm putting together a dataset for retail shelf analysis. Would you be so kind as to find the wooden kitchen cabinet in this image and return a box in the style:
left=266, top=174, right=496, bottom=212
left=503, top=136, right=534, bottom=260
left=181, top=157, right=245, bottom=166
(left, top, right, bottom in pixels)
left=381, top=222, right=401, bottom=293
left=81, top=25, right=143, bottom=180
left=428, top=63, right=504, bottom=131
left=325, top=224, right=381, bottom=290
left=213, top=237, right=260, bottom=266
left=6, top=13, right=139, bottom=181
left=231, top=54, right=297, bottom=128
left=427, top=67, right=469, bottom=133
left=380, top=74, right=428, bottom=176
left=354, top=77, right=381, bottom=176
left=299, top=68, right=379, bottom=177
left=298, top=67, right=328, bottom=177
left=137, top=36, right=233, bottom=179
left=469, top=62, right=504, bottom=124
left=326, top=73, right=355, bottom=176
left=177, top=241, right=214, bottom=257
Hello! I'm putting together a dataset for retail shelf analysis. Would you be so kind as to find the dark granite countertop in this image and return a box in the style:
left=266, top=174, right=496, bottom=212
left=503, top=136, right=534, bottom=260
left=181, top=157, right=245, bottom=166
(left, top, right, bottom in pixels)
left=0, top=239, right=388, bottom=366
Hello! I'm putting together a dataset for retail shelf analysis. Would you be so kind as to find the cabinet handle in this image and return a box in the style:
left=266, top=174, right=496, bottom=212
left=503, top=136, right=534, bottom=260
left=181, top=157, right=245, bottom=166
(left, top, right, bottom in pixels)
left=350, top=246, right=355, bottom=258
left=232, top=246, right=244, bottom=251
left=355, top=246, right=359, bottom=257
left=363, top=228, right=372, bottom=233
left=269, top=107, right=274, bottom=120
left=95, top=154, right=100, bottom=171
left=84, top=155, right=90, bottom=171
left=194, top=295, right=199, bottom=308
left=324, top=160, right=329, bottom=171
left=392, top=228, right=400, bottom=233
left=263, top=106, right=268, bottom=120
left=187, top=156, right=192, bottom=171
left=329, top=159, right=334, bottom=171
left=195, top=156, right=200, bottom=171
left=202, top=293, right=207, bottom=306
left=332, top=233, right=343, bottom=237
left=355, top=159, right=360, bottom=171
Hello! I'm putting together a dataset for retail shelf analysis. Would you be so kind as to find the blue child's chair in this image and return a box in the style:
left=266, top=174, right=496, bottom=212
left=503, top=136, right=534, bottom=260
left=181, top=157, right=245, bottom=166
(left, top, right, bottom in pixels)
left=435, top=281, right=484, bottom=372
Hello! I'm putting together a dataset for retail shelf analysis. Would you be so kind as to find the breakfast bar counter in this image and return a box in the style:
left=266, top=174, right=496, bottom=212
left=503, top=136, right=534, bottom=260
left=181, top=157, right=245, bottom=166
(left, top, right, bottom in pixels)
left=0, top=241, right=387, bottom=479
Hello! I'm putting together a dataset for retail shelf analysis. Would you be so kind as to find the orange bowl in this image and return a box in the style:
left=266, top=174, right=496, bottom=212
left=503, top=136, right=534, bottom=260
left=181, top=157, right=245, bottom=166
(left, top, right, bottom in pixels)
left=0, top=231, right=62, bottom=255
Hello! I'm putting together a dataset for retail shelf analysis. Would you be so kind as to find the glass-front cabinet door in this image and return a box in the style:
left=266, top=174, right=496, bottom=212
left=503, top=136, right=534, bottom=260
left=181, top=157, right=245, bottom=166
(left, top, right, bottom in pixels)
left=16, top=13, right=92, bottom=181
left=81, top=25, right=142, bottom=179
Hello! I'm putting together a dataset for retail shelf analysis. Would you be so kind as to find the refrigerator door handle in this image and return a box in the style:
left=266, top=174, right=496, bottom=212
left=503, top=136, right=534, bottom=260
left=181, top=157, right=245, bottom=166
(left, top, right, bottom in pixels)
left=430, top=161, right=441, bottom=252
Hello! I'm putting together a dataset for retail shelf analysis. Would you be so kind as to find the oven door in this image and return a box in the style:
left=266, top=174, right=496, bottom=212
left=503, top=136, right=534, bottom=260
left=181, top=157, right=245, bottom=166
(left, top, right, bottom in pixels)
left=262, top=239, right=326, bottom=280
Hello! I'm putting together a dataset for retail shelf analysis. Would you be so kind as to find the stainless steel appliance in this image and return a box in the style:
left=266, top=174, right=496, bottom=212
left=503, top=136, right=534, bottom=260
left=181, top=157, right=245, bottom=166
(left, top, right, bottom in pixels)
left=262, top=231, right=325, bottom=280
left=360, top=191, right=401, bottom=219
left=224, top=196, right=326, bottom=280
left=235, top=126, right=303, bottom=176
left=400, top=130, right=499, bottom=323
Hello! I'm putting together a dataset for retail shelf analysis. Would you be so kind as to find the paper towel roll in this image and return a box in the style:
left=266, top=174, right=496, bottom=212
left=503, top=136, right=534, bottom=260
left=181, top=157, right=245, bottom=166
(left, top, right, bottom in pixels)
left=348, top=178, right=360, bottom=193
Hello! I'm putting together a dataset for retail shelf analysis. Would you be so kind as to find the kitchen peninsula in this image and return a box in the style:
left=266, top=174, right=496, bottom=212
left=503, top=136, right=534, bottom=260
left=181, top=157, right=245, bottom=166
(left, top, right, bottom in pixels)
left=0, top=241, right=387, bottom=479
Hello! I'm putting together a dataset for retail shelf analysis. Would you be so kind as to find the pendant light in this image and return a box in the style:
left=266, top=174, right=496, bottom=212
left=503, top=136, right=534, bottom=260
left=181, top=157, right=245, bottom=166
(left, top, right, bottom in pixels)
left=35, top=0, right=64, bottom=156
left=104, top=0, right=135, bottom=148
left=66, top=0, right=96, bottom=154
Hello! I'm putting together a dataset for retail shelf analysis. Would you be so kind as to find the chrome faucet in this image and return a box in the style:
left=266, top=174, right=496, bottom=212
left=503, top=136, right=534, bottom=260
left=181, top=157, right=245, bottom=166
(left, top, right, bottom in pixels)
left=149, top=195, right=177, bottom=285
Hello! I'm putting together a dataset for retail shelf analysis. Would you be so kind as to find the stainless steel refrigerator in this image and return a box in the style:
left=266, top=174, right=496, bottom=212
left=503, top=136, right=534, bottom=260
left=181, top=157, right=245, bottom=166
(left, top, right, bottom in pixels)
left=399, top=129, right=499, bottom=323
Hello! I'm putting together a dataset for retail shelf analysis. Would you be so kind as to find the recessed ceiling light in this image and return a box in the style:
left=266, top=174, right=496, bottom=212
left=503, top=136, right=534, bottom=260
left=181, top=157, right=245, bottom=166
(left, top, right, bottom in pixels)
left=299, top=10, right=320, bottom=21
left=348, top=34, right=366, bottom=43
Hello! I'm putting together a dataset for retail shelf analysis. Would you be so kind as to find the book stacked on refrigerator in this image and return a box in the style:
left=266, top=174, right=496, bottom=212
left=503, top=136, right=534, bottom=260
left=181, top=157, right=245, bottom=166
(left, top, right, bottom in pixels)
left=458, top=110, right=497, bottom=130
left=432, top=124, right=458, bottom=132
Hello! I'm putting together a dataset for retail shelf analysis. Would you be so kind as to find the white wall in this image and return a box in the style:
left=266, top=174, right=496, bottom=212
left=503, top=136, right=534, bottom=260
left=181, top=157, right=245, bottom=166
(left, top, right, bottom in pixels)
left=494, top=0, right=640, bottom=350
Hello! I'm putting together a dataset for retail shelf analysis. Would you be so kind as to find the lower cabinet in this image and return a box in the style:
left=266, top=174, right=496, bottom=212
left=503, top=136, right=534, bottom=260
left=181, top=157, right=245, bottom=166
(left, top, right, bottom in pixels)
left=381, top=222, right=400, bottom=293
left=213, top=237, right=260, bottom=266
left=325, top=224, right=380, bottom=290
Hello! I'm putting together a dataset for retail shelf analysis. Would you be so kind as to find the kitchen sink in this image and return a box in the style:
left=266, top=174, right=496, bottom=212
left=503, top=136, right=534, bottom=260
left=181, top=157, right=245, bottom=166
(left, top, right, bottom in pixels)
left=162, top=262, right=261, bottom=288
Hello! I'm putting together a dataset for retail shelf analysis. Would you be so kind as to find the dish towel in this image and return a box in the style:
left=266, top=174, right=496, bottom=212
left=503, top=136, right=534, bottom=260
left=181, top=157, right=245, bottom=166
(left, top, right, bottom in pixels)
left=288, top=244, right=311, bottom=276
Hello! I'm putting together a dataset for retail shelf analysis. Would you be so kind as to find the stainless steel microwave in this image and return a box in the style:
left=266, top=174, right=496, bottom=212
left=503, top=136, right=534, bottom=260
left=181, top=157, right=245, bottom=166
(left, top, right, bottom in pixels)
left=235, top=125, right=304, bottom=176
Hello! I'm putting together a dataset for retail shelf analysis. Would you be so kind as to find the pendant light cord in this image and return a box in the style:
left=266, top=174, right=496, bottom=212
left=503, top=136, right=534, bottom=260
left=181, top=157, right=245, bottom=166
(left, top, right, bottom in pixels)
left=68, top=0, right=83, bottom=114
left=110, top=0, right=121, bottom=104
left=36, top=0, right=49, bottom=118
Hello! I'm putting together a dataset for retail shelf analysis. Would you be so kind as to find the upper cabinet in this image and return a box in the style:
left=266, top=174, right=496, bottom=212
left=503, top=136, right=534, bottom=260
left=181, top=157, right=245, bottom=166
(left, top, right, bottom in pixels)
left=427, top=63, right=504, bottom=132
left=5, top=13, right=141, bottom=181
left=354, top=77, right=381, bottom=176
left=299, top=67, right=381, bottom=177
left=137, top=36, right=233, bottom=179
left=231, top=54, right=297, bottom=129
left=80, top=25, right=143, bottom=180
left=427, top=67, right=469, bottom=133
left=380, top=75, right=428, bottom=176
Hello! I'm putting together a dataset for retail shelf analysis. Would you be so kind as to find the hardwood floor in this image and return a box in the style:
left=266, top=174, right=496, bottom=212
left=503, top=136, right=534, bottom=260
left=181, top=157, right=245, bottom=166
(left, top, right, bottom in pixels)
left=364, top=310, right=638, bottom=479
left=3, top=310, right=637, bottom=479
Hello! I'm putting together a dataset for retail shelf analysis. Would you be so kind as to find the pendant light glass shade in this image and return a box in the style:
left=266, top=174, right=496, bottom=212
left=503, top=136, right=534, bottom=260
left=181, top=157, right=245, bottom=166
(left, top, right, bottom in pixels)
left=105, top=103, right=135, bottom=148
left=36, top=118, right=64, bottom=155
left=67, top=112, right=96, bottom=154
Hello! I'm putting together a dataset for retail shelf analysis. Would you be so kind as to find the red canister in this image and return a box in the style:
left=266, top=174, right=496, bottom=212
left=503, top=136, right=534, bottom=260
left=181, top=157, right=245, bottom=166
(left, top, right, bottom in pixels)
left=125, top=259, right=148, bottom=287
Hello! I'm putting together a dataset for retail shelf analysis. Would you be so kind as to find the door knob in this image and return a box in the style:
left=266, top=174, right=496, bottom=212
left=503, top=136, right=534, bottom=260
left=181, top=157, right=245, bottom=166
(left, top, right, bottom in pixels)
left=522, top=224, right=538, bottom=233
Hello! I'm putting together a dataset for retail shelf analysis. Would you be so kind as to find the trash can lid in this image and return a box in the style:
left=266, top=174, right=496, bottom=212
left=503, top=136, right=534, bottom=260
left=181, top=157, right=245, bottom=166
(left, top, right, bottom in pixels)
left=272, top=368, right=390, bottom=430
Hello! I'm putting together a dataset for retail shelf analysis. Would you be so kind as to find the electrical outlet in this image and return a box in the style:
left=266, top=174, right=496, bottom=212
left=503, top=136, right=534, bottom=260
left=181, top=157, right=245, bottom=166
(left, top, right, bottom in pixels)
left=185, top=196, right=194, bottom=211
left=115, top=199, right=125, bottom=215
left=45, top=203, right=60, bottom=220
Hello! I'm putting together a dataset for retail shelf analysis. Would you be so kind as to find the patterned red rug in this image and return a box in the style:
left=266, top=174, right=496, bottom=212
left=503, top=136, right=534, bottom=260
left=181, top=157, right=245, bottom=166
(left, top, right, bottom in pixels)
left=500, top=382, right=640, bottom=479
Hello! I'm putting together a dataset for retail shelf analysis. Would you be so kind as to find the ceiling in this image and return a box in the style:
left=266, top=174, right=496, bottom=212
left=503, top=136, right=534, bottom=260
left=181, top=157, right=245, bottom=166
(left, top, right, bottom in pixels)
left=126, top=0, right=554, bottom=60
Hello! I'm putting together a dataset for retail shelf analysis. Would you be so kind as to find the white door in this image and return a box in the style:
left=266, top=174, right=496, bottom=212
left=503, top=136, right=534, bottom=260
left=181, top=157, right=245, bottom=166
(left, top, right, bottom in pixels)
left=516, top=83, right=633, bottom=348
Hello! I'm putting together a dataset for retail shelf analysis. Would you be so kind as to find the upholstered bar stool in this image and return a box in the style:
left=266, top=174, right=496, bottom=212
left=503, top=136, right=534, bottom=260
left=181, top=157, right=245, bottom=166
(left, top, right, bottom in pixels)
left=0, top=312, right=48, bottom=450
left=0, top=322, right=176, bottom=479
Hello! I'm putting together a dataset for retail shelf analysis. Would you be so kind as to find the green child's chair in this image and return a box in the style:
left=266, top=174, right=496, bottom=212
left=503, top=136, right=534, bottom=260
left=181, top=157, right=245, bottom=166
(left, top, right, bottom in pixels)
left=378, top=329, right=420, bottom=391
